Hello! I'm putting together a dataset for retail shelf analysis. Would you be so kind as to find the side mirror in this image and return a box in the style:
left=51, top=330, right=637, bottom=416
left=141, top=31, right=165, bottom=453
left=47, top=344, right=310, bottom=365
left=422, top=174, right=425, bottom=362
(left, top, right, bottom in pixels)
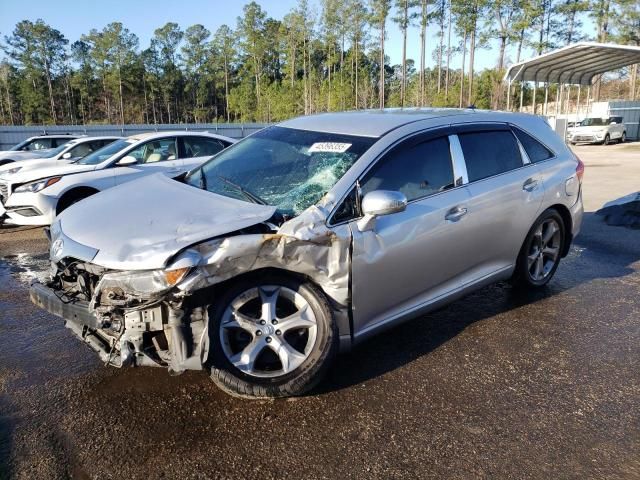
left=117, top=155, right=138, bottom=166
left=609, top=121, right=617, bottom=125
left=62, top=152, right=72, bottom=159
left=357, top=190, right=407, bottom=232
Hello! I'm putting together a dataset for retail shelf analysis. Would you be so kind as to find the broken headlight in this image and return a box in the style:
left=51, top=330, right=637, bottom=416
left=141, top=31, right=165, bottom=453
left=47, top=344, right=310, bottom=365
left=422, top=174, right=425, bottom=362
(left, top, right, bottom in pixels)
left=97, top=267, right=191, bottom=297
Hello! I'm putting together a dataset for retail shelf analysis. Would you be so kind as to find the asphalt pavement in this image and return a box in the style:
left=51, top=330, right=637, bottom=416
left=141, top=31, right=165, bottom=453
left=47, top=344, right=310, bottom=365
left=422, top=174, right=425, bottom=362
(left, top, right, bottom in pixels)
left=0, top=143, right=638, bottom=479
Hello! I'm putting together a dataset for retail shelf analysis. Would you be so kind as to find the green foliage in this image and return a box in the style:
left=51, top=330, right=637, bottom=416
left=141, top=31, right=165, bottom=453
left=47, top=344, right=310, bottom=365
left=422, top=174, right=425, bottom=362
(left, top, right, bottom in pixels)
left=0, top=1, right=637, bottom=125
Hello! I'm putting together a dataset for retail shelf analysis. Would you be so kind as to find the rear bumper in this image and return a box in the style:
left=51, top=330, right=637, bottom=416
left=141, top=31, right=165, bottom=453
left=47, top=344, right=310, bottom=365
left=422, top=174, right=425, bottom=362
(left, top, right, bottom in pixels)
left=570, top=188, right=584, bottom=238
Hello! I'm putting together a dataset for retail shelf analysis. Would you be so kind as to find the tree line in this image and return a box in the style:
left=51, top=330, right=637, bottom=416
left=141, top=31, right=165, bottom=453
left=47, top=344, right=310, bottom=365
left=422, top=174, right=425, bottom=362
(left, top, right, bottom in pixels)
left=0, top=0, right=638, bottom=126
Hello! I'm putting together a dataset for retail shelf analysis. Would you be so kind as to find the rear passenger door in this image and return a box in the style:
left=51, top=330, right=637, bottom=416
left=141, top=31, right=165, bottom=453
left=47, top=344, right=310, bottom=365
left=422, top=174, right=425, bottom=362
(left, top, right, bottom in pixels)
left=180, top=136, right=229, bottom=171
left=453, top=124, right=544, bottom=276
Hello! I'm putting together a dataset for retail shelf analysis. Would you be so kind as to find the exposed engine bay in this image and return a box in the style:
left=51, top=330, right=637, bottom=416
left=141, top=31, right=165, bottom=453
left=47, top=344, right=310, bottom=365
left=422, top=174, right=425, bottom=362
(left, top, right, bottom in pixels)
left=35, top=205, right=352, bottom=374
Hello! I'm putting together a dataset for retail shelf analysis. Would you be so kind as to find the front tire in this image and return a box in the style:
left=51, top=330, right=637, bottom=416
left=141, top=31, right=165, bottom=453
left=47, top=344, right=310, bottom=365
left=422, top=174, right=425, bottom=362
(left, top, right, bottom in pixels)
left=603, top=134, right=611, bottom=145
left=207, top=273, right=337, bottom=398
left=620, top=131, right=626, bottom=143
left=512, top=209, right=565, bottom=288
left=56, top=189, right=98, bottom=215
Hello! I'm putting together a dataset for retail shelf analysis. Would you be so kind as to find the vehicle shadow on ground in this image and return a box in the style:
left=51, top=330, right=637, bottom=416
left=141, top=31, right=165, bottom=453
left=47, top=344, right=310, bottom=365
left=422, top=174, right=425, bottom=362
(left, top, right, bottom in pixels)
left=0, top=395, right=14, bottom=479
left=318, top=212, right=639, bottom=396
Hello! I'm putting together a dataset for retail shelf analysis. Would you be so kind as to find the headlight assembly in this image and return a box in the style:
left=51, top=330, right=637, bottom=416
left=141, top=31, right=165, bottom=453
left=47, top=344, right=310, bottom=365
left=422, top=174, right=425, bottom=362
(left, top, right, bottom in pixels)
left=96, top=266, right=191, bottom=296
left=15, top=176, right=62, bottom=193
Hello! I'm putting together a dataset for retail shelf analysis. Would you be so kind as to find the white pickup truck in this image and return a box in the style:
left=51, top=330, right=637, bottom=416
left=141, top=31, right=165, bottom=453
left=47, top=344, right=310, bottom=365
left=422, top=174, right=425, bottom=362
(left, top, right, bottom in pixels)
left=567, top=116, right=626, bottom=145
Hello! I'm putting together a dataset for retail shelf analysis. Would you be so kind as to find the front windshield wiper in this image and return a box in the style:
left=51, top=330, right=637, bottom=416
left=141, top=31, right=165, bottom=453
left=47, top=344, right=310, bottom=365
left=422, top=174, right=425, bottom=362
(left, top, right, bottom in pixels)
left=199, top=169, right=207, bottom=190
left=216, top=175, right=268, bottom=205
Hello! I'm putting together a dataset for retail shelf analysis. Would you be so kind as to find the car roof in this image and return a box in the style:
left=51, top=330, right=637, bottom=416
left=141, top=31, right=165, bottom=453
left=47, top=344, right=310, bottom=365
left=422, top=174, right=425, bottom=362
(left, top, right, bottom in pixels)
left=64, top=136, right=122, bottom=145
left=125, top=131, right=235, bottom=142
left=278, top=108, right=482, bottom=137
left=27, top=134, right=80, bottom=140
left=278, top=108, right=548, bottom=138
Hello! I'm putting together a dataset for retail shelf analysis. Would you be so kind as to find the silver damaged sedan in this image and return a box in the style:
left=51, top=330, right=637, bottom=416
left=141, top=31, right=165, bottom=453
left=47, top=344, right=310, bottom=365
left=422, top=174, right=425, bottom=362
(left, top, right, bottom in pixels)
left=30, top=109, right=584, bottom=398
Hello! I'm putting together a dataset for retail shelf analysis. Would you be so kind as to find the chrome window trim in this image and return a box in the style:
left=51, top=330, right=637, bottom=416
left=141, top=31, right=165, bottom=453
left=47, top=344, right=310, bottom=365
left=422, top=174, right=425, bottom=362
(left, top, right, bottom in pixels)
left=448, top=134, right=469, bottom=185
left=516, top=137, right=532, bottom=164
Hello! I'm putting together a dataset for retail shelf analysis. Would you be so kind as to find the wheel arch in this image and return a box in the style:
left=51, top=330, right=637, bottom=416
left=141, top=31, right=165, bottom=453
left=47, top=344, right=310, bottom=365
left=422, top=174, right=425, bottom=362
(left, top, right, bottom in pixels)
left=186, top=266, right=351, bottom=337
left=56, top=186, right=100, bottom=215
left=548, top=203, right=573, bottom=257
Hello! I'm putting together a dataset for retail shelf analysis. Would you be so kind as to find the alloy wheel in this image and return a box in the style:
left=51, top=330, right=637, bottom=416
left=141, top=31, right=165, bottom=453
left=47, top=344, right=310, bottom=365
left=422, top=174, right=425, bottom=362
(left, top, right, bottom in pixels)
left=219, top=285, right=318, bottom=378
left=527, top=218, right=562, bottom=281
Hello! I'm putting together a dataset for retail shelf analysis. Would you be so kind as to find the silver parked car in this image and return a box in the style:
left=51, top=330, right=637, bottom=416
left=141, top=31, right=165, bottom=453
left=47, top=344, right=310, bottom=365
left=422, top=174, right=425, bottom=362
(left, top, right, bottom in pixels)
left=30, top=109, right=584, bottom=398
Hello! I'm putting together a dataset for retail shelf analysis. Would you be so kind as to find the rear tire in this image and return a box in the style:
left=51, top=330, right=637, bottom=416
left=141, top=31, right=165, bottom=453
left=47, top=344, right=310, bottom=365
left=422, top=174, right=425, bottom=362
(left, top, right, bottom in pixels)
left=512, top=209, right=565, bottom=288
left=207, top=273, right=337, bottom=399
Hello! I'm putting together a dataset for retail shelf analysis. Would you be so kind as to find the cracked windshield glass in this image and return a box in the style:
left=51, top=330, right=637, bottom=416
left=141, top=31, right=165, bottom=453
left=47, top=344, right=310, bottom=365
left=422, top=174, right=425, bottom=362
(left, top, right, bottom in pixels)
left=186, top=126, right=375, bottom=216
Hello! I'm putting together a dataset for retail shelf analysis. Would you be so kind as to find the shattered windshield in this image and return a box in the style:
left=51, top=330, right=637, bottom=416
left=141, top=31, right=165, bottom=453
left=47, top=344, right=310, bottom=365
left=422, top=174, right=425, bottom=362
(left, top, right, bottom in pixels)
left=186, top=126, right=376, bottom=216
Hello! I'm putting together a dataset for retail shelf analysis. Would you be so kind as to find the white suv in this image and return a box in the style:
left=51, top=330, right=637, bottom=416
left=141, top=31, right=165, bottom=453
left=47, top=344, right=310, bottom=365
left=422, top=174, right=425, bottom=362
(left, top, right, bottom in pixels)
left=568, top=116, right=626, bottom=145
left=0, top=131, right=235, bottom=226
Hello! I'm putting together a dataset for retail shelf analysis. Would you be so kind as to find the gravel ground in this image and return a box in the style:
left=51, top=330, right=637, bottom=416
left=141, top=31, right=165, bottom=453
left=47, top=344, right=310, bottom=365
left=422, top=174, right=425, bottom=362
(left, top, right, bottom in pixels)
left=0, top=143, right=638, bottom=479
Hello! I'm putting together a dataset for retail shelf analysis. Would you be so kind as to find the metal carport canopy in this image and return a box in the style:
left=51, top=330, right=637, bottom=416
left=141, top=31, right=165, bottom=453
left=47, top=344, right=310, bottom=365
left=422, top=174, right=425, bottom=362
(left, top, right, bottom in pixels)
left=504, top=42, right=640, bottom=86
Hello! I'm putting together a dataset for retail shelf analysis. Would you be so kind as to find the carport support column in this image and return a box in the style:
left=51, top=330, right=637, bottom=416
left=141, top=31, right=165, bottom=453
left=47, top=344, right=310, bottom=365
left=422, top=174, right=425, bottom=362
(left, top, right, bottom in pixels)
left=575, top=86, right=581, bottom=123
left=519, top=81, right=524, bottom=112
left=506, top=78, right=512, bottom=111
left=544, top=83, right=549, bottom=115
left=532, top=82, right=537, bottom=114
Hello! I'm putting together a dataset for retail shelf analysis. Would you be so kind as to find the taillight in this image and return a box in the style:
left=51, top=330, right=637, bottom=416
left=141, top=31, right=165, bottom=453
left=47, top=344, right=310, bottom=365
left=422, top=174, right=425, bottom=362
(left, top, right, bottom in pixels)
left=575, top=156, right=584, bottom=183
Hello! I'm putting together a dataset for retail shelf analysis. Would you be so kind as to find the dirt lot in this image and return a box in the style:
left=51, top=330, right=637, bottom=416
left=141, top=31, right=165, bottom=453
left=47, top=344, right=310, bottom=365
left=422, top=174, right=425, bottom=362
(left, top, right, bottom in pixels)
left=0, top=143, right=639, bottom=479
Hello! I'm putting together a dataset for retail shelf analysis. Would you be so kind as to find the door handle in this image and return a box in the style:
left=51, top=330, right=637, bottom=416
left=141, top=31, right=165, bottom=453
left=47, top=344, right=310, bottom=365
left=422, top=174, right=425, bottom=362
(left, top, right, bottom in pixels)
left=523, top=178, right=539, bottom=192
left=445, top=206, right=468, bottom=222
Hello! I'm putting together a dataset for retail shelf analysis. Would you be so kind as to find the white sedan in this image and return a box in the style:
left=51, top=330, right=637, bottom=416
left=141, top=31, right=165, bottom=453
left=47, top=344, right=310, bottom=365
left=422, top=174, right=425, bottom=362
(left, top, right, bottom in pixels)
left=0, top=131, right=235, bottom=226
left=0, top=136, right=121, bottom=177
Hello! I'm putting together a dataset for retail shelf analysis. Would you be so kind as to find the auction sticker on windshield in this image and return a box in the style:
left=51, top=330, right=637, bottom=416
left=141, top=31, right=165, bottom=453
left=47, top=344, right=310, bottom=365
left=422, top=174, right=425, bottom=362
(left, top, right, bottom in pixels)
left=308, top=142, right=352, bottom=153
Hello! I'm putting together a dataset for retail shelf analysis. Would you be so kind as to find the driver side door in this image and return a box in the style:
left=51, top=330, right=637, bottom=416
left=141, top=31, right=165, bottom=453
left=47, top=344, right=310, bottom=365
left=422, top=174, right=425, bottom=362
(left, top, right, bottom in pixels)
left=114, top=137, right=182, bottom=185
left=349, top=130, right=476, bottom=336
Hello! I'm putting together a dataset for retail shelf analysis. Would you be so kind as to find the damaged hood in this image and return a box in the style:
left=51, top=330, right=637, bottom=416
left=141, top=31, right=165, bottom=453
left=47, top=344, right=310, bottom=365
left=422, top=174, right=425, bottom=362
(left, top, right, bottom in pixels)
left=58, top=173, right=277, bottom=270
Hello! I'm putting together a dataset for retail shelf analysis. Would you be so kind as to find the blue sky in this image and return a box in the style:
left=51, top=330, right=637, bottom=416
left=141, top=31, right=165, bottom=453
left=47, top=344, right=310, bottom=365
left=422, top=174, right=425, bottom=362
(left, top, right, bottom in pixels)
left=0, top=0, right=572, bottom=71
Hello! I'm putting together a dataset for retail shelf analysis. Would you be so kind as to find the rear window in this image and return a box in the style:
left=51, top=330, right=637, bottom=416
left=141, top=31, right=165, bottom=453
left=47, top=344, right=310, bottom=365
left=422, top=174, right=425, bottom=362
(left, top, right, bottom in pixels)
left=458, top=130, right=523, bottom=182
left=513, top=128, right=554, bottom=163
